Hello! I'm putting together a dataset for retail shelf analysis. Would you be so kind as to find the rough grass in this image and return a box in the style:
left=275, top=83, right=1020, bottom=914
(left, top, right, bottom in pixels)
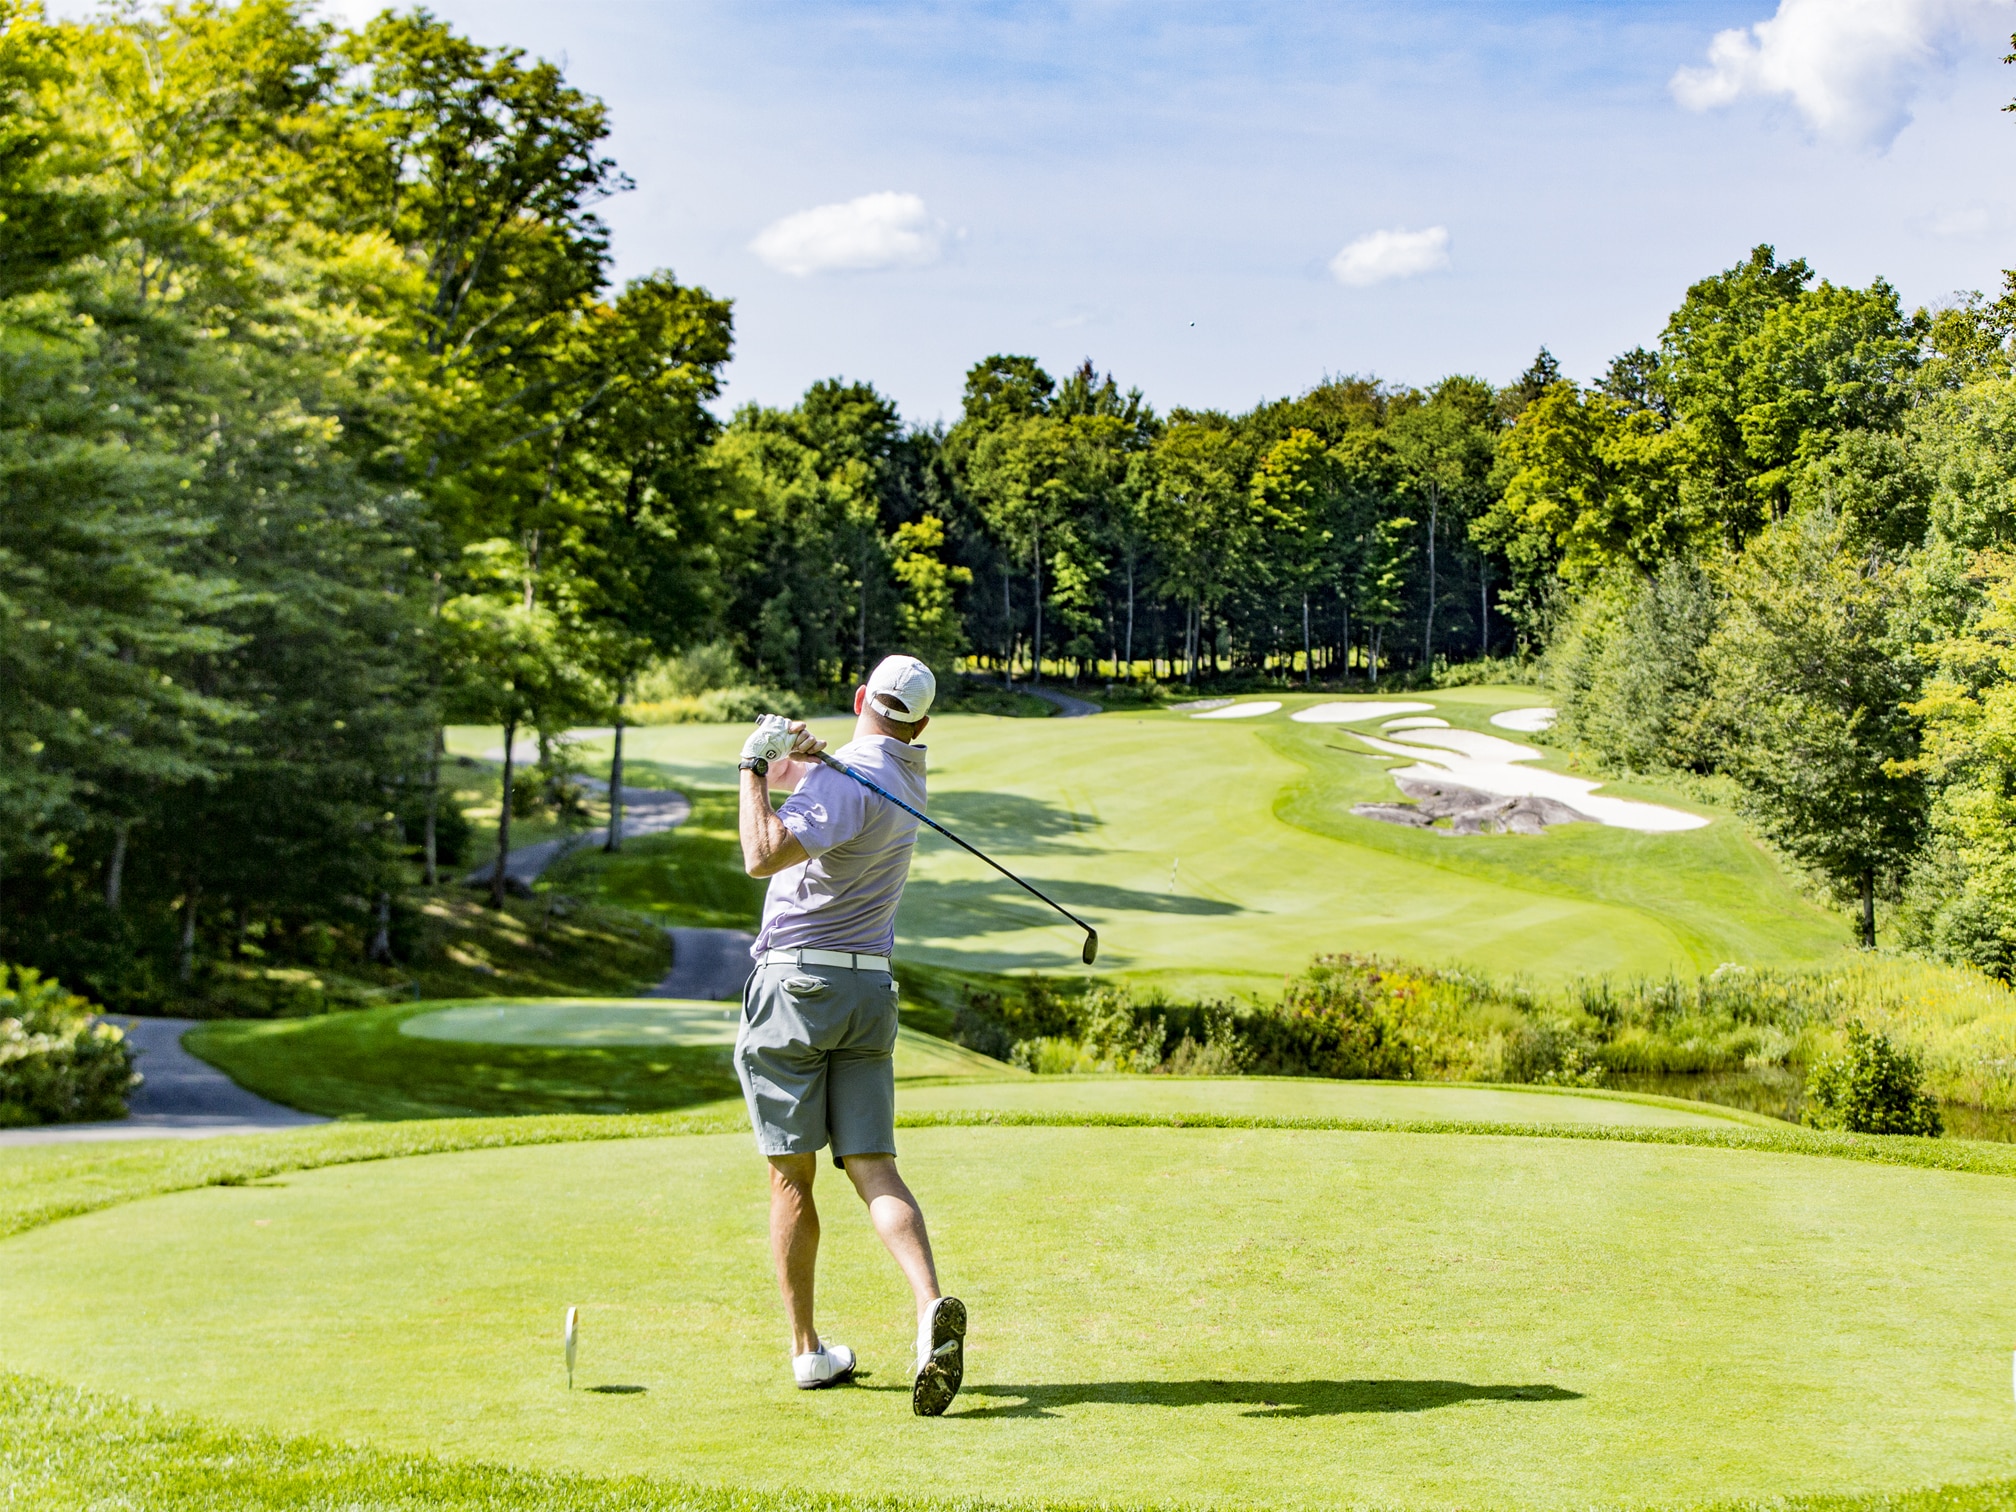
left=545, top=784, right=766, bottom=930
left=404, top=893, right=672, bottom=1003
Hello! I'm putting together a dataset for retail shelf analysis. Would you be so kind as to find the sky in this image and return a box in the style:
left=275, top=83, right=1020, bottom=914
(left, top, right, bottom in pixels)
left=70, top=0, right=2016, bottom=421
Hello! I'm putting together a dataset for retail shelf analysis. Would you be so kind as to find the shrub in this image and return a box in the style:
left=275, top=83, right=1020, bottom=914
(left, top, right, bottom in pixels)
left=0, top=966, right=138, bottom=1126
left=627, top=685, right=812, bottom=726
left=1243, top=958, right=1415, bottom=1080
left=625, top=642, right=817, bottom=726
left=1803, top=1020, right=1943, bottom=1136
left=1503, top=1021, right=1606, bottom=1086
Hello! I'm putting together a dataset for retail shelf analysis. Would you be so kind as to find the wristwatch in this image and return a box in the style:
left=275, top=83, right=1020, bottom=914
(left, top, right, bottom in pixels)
left=739, top=756, right=768, bottom=777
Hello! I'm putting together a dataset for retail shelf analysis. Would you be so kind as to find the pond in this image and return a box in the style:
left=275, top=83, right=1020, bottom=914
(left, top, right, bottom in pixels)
left=1607, top=1069, right=2016, bottom=1144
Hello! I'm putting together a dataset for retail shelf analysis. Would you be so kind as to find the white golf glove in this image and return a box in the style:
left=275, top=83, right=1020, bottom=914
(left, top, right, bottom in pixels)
left=740, top=714, right=798, bottom=767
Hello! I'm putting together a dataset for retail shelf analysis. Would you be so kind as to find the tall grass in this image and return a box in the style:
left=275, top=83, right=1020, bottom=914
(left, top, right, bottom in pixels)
left=950, top=953, right=2016, bottom=1117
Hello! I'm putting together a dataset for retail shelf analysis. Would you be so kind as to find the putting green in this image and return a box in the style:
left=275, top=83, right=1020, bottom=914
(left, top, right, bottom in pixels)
left=400, top=999, right=1009, bottom=1080
left=402, top=1000, right=746, bottom=1047
left=465, top=686, right=1847, bottom=993
left=2, top=1127, right=2009, bottom=1509
left=896, top=1075, right=1777, bottom=1129
left=187, top=999, right=1016, bottom=1120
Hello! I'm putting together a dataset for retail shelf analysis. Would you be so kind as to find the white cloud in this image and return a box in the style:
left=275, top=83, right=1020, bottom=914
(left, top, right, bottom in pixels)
left=749, top=192, right=947, bottom=277
left=1328, top=226, right=1451, bottom=288
left=1670, top=0, right=1999, bottom=149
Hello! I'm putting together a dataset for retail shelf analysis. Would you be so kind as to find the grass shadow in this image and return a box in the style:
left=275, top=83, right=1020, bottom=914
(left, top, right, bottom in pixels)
left=958, top=1379, right=1580, bottom=1419
left=903, top=877, right=1241, bottom=923
left=926, top=791, right=1102, bottom=853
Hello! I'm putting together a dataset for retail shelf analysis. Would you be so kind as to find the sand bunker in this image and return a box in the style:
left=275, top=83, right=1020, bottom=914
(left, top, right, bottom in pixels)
left=1490, top=707, right=1557, bottom=733
left=1289, top=700, right=1434, bottom=724
left=1348, top=724, right=1707, bottom=834
left=1192, top=700, right=1282, bottom=719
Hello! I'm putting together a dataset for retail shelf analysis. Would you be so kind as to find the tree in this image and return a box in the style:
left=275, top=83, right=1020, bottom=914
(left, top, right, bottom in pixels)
left=1248, top=430, right=1335, bottom=684
left=1390, top=378, right=1496, bottom=664
left=889, top=515, right=972, bottom=677
left=1478, top=382, right=1690, bottom=608
left=1143, top=418, right=1252, bottom=681
left=334, top=9, right=627, bottom=871
left=1902, top=549, right=2016, bottom=973
left=1657, top=245, right=1920, bottom=534
left=552, top=270, right=733, bottom=849
left=1706, top=511, right=1925, bottom=946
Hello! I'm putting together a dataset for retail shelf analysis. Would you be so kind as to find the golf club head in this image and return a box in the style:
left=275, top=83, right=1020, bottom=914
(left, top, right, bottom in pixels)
left=1081, top=930, right=1099, bottom=966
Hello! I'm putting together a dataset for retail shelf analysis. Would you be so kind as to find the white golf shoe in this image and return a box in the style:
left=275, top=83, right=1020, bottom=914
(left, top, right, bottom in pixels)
left=911, top=1296, right=966, bottom=1417
left=792, top=1342, right=856, bottom=1390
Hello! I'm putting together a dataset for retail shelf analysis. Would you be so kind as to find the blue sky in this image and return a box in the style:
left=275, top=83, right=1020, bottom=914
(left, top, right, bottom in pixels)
left=97, top=1, right=2016, bottom=419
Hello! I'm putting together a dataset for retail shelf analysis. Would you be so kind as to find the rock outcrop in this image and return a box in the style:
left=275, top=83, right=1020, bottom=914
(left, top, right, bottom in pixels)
left=1352, top=777, right=1590, bottom=836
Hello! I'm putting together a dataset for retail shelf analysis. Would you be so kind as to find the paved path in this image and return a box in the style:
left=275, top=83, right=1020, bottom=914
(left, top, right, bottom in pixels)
left=465, top=778, right=691, bottom=894
left=647, top=927, right=756, bottom=1001
left=0, top=1018, right=326, bottom=1147
left=1014, top=683, right=1102, bottom=718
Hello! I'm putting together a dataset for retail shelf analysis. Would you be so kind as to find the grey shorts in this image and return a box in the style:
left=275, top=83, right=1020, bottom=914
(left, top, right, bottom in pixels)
left=735, top=961, right=899, bottom=1167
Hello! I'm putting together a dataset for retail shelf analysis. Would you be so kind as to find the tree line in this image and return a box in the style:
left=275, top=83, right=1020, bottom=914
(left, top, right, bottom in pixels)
left=1504, top=240, right=2016, bottom=972
left=9, top=0, right=2016, bottom=1009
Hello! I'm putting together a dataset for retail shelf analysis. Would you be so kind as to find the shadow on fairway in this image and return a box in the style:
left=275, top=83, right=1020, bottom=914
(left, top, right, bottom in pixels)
left=905, top=877, right=1242, bottom=921
left=957, top=1379, right=1582, bottom=1419
left=928, top=791, right=1102, bottom=853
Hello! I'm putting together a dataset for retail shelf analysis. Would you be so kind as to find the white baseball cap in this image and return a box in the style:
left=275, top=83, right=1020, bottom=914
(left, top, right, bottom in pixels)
left=866, top=654, right=936, bottom=722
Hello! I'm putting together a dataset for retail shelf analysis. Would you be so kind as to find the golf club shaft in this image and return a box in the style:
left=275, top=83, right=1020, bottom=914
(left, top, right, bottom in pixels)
left=813, top=752, right=1099, bottom=953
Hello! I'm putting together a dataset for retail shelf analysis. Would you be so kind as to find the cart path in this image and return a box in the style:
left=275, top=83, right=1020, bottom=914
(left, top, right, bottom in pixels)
left=464, top=778, right=691, bottom=894
left=1016, top=684, right=1101, bottom=718
left=648, top=927, right=756, bottom=1001
left=0, top=1018, right=326, bottom=1147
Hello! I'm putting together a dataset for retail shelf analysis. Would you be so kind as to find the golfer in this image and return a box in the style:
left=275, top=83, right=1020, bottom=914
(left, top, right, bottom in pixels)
left=734, top=653, right=966, bottom=1417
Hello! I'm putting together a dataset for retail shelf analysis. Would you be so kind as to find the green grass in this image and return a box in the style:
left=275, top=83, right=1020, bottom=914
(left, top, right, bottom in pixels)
left=456, top=687, right=1846, bottom=997
left=4, top=1370, right=2010, bottom=1512
left=183, top=1000, right=1010, bottom=1120
left=0, top=1104, right=2011, bottom=1508
left=2, top=1121, right=2013, bottom=1509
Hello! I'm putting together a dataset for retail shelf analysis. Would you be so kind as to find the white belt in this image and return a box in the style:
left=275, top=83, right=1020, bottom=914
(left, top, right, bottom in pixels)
left=758, top=948, right=891, bottom=972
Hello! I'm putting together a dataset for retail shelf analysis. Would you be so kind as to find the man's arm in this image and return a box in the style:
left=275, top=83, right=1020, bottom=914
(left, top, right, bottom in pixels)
left=741, top=767, right=811, bottom=877
left=738, top=719, right=826, bottom=877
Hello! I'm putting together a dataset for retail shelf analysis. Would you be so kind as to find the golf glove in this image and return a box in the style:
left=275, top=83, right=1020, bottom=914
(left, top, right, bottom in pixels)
left=740, top=714, right=798, bottom=767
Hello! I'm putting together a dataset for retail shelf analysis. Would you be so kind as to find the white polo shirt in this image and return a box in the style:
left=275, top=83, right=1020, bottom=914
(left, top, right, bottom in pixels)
left=750, top=735, right=926, bottom=960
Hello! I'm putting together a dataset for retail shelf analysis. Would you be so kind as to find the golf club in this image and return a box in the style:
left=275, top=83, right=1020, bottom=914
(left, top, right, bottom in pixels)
left=813, top=752, right=1099, bottom=965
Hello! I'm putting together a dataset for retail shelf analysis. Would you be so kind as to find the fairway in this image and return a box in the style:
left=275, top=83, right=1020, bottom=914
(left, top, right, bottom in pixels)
left=1, top=1126, right=2010, bottom=1510
left=465, top=686, right=1847, bottom=995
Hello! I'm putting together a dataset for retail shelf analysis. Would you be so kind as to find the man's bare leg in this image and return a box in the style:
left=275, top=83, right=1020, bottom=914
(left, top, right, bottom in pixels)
left=768, top=1154, right=822, bottom=1355
left=842, top=1154, right=940, bottom=1331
